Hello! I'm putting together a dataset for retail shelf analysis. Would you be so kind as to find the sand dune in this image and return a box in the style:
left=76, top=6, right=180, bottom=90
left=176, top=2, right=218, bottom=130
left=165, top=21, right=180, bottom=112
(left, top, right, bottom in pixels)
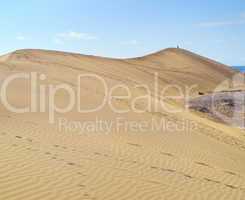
left=0, top=48, right=244, bottom=200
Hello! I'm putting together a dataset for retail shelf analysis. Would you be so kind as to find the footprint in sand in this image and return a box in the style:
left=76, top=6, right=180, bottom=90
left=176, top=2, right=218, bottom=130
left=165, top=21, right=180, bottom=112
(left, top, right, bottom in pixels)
left=160, top=152, right=174, bottom=157
left=67, top=162, right=76, bottom=166
left=195, top=161, right=211, bottom=168
left=224, top=171, right=237, bottom=176
left=183, top=174, right=193, bottom=179
left=83, top=193, right=90, bottom=197
left=78, top=184, right=86, bottom=188
left=94, top=152, right=101, bottom=156
left=224, top=184, right=238, bottom=190
left=150, top=166, right=159, bottom=170
left=127, top=143, right=142, bottom=148
left=203, top=178, right=220, bottom=184
left=161, top=168, right=176, bottom=173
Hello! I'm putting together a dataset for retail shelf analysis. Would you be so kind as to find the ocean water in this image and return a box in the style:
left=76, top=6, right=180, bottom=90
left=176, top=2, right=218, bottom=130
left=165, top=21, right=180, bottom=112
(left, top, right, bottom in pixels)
left=232, top=66, right=245, bottom=72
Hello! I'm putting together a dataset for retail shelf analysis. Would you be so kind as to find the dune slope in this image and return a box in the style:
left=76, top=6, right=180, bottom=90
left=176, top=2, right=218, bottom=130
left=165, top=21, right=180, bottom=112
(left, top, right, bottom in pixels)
left=0, top=48, right=244, bottom=200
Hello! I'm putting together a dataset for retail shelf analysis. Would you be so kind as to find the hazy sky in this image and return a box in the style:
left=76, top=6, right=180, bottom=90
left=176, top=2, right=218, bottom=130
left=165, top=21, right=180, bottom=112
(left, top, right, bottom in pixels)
left=0, top=0, right=244, bottom=65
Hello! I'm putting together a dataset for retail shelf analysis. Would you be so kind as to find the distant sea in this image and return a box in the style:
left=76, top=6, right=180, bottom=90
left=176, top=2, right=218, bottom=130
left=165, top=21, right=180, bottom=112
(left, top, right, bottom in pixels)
left=232, top=66, right=245, bottom=72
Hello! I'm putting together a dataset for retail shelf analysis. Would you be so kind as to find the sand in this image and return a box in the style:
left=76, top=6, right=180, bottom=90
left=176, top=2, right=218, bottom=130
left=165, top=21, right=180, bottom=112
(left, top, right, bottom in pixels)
left=0, top=48, right=244, bottom=200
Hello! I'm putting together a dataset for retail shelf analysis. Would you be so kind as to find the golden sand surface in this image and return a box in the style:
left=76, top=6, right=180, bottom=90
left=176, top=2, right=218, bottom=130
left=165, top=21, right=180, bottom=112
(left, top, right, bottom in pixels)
left=0, top=48, right=244, bottom=200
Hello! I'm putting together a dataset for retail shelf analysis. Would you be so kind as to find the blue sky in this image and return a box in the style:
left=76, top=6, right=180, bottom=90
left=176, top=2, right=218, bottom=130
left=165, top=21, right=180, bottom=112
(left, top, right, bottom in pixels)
left=0, top=0, right=244, bottom=65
